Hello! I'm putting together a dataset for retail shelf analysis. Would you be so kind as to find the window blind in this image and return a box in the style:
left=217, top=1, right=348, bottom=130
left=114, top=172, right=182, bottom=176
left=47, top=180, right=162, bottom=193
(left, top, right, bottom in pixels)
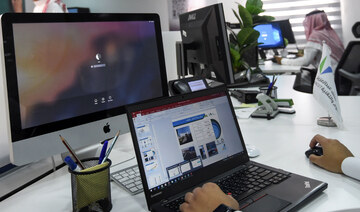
left=262, top=0, right=342, bottom=49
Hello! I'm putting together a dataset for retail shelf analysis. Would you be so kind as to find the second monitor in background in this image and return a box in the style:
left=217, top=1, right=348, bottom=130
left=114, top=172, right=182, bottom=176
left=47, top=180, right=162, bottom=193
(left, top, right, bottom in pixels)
left=178, top=3, right=269, bottom=88
left=255, top=20, right=297, bottom=59
left=254, top=21, right=285, bottom=60
left=178, top=3, right=234, bottom=85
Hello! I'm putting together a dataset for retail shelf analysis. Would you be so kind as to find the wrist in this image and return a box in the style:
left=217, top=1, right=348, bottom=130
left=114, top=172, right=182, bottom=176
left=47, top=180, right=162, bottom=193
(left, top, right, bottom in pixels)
left=341, top=156, right=354, bottom=173
left=214, top=204, right=238, bottom=212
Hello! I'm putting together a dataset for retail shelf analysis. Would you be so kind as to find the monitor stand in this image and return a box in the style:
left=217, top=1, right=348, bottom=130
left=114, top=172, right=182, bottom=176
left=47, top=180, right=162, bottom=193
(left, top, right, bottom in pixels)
left=259, top=49, right=280, bottom=61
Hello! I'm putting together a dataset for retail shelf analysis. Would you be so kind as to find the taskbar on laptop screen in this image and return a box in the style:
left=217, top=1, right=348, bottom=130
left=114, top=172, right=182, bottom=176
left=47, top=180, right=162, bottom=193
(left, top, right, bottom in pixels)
left=131, top=91, right=244, bottom=193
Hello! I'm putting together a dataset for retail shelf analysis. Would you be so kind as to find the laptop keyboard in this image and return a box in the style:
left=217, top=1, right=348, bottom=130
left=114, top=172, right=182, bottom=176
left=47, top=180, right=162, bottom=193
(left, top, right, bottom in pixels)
left=110, top=165, right=143, bottom=195
left=216, top=164, right=289, bottom=201
left=163, top=164, right=289, bottom=211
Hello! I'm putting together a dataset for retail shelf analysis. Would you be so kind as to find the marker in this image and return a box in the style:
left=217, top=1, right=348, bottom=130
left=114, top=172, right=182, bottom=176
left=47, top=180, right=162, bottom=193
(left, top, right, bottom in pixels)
left=59, top=135, right=85, bottom=170
left=266, top=82, right=273, bottom=96
left=64, top=156, right=81, bottom=172
left=101, top=130, right=120, bottom=164
left=98, top=140, right=109, bottom=164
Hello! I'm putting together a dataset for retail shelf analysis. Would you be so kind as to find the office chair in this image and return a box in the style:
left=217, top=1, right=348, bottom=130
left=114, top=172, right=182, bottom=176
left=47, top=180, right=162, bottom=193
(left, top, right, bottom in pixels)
left=293, top=41, right=360, bottom=95
left=335, top=41, right=360, bottom=95
left=292, top=66, right=316, bottom=94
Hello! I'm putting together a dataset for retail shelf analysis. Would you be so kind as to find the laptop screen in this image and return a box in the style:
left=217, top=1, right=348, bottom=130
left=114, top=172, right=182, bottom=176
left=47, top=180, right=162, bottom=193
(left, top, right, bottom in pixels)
left=129, top=90, right=245, bottom=193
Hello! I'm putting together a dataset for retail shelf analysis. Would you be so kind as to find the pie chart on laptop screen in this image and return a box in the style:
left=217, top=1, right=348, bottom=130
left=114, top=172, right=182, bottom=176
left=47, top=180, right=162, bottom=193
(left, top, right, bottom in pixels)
left=211, top=119, right=221, bottom=139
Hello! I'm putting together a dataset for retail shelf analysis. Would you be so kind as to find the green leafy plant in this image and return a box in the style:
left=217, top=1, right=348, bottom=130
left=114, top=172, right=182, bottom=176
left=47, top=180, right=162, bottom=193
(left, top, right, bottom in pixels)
left=229, top=0, right=274, bottom=73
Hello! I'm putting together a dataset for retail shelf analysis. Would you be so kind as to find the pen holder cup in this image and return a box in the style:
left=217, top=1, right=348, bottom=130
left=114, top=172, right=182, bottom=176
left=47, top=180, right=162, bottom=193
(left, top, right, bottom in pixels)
left=259, top=86, right=278, bottom=99
left=69, top=157, right=112, bottom=212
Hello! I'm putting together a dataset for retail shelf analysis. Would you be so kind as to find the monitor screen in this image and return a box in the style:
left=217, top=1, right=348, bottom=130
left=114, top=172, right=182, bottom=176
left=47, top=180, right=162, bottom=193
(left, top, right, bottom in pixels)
left=254, top=22, right=285, bottom=49
left=179, top=3, right=234, bottom=84
left=0, top=13, right=168, bottom=165
left=67, top=8, right=79, bottom=13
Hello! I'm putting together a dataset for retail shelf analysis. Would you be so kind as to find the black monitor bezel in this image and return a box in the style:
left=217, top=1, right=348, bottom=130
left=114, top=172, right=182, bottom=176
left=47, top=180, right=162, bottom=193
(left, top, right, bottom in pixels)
left=1, top=13, right=168, bottom=142
left=274, top=19, right=296, bottom=44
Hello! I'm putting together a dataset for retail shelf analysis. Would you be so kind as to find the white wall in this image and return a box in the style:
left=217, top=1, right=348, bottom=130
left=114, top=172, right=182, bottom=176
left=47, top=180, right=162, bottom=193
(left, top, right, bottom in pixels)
left=340, top=0, right=360, bottom=46
left=218, top=0, right=246, bottom=25
left=25, top=0, right=170, bottom=31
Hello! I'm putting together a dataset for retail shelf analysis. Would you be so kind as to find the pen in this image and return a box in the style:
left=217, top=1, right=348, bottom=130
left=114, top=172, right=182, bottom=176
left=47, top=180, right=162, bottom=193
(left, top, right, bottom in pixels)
left=59, top=135, right=85, bottom=170
left=101, top=130, right=120, bottom=164
left=98, top=140, right=109, bottom=164
left=64, top=156, right=81, bottom=172
left=266, top=82, right=273, bottom=96
left=269, top=78, right=278, bottom=97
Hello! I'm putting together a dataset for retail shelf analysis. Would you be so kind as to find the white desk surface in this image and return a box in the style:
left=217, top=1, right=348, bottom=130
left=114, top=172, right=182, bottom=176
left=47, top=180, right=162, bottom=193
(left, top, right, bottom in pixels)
left=259, top=60, right=301, bottom=75
left=1, top=76, right=360, bottom=212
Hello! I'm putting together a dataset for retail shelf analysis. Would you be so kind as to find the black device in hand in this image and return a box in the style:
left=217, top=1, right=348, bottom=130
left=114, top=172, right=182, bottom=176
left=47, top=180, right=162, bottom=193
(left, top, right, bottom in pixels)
left=305, top=146, right=323, bottom=158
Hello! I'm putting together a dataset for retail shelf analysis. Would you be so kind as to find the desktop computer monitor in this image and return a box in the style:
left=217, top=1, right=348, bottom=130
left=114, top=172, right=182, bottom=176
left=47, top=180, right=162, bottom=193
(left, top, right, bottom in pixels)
left=275, top=19, right=296, bottom=44
left=254, top=22, right=285, bottom=50
left=0, top=13, right=168, bottom=165
left=178, top=3, right=234, bottom=85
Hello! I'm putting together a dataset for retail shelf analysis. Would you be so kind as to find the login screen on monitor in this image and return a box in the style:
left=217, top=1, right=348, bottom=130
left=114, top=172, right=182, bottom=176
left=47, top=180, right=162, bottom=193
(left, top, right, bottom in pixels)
left=254, top=22, right=284, bottom=49
left=13, top=21, right=163, bottom=129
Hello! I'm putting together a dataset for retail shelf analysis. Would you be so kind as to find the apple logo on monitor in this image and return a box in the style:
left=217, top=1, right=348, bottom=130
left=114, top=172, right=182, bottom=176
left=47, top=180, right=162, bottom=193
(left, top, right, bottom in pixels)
left=96, top=53, right=102, bottom=61
left=103, top=123, right=111, bottom=133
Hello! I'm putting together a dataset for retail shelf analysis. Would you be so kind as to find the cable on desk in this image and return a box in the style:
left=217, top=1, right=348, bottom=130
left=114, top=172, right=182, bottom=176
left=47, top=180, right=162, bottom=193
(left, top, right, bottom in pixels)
left=0, top=163, right=66, bottom=202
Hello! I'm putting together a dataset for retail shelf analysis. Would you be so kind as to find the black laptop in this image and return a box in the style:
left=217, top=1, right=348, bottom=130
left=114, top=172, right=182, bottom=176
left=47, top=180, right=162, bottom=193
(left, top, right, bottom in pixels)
left=126, top=86, right=327, bottom=212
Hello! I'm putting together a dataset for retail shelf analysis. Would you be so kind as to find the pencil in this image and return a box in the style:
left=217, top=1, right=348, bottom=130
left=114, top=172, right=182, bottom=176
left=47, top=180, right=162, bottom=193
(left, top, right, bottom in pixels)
left=59, top=135, right=85, bottom=170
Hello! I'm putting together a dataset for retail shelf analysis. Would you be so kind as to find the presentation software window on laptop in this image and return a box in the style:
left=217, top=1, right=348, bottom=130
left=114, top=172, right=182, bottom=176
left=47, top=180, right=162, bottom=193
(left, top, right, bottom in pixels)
left=130, top=92, right=244, bottom=193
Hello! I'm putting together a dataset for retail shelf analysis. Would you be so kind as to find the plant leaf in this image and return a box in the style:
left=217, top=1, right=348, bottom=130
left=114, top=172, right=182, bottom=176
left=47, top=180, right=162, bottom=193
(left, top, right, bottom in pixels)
left=284, top=37, right=289, bottom=46
left=246, top=0, right=263, bottom=10
left=238, top=4, right=253, bottom=28
left=253, top=15, right=275, bottom=25
left=228, top=28, right=238, bottom=44
left=237, top=27, right=260, bottom=48
left=246, top=5, right=265, bottom=15
left=230, top=48, right=241, bottom=62
left=232, top=9, right=243, bottom=28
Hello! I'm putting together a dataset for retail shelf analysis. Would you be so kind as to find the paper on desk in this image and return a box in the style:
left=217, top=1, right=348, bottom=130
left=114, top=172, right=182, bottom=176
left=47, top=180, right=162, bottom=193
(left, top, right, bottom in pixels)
left=233, top=103, right=257, bottom=109
left=235, top=107, right=258, bottom=119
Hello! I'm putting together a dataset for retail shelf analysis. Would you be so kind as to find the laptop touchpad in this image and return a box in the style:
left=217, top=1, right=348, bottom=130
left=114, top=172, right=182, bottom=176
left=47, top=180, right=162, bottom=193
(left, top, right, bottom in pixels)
left=242, top=194, right=290, bottom=212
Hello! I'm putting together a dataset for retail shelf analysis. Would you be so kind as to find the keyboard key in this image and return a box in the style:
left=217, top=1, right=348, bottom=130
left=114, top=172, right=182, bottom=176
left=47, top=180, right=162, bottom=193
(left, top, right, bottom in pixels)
left=126, top=183, right=136, bottom=188
left=259, top=170, right=271, bottom=177
left=130, top=187, right=139, bottom=192
left=255, top=168, right=265, bottom=173
left=110, top=165, right=143, bottom=195
left=263, top=172, right=277, bottom=180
